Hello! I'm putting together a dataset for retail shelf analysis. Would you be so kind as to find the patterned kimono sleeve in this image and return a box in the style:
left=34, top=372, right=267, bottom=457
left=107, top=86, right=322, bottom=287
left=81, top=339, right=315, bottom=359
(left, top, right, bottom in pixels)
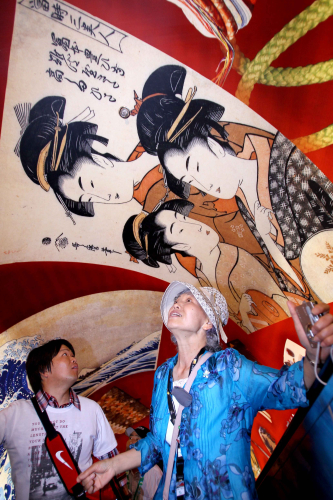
left=242, top=355, right=309, bottom=413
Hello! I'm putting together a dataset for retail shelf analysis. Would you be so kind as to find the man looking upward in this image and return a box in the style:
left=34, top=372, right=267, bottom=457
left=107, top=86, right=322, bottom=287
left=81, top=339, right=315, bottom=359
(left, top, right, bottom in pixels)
left=0, top=339, right=128, bottom=499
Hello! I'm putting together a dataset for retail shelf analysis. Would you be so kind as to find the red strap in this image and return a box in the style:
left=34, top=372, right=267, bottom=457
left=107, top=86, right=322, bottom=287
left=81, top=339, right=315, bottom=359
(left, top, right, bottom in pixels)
left=45, top=434, right=85, bottom=497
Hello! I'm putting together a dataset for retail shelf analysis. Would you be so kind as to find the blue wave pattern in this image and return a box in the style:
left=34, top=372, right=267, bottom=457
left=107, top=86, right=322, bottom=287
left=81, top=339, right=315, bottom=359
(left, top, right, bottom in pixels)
left=0, top=336, right=42, bottom=500
left=73, top=333, right=161, bottom=395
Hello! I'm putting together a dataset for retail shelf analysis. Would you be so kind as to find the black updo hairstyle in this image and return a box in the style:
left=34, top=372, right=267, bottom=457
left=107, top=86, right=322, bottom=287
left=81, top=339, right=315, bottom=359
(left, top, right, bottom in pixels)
left=20, top=96, right=119, bottom=217
left=136, top=65, right=235, bottom=199
left=122, top=199, right=194, bottom=268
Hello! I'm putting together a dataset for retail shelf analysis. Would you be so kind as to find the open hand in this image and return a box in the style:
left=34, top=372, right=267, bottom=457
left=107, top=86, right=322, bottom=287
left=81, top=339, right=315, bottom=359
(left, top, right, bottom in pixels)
left=77, top=459, right=115, bottom=494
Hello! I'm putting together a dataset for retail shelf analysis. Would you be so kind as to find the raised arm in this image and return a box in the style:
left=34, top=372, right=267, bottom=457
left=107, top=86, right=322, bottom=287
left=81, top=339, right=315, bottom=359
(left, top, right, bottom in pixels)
left=244, top=301, right=333, bottom=414
left=288, top=301, right=333, bottom=389
left=77, top=448, right=141, bottom=494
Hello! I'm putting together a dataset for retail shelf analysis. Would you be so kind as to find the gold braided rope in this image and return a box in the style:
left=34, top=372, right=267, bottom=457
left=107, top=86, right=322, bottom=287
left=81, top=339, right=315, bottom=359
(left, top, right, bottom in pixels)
left=236, top=0, right=333, bottom=103
left=237, top=57, right=333, bottom=87
left=234, top=0, right=333, bottom=153
left=293, top=124, right=333, bottom=153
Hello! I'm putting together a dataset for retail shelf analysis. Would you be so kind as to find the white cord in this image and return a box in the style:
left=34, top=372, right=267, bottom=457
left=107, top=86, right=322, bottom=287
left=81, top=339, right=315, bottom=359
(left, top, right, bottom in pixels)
left=314, top=343, right=327, bottom=386
left=330, top=344, right=333, bottom=363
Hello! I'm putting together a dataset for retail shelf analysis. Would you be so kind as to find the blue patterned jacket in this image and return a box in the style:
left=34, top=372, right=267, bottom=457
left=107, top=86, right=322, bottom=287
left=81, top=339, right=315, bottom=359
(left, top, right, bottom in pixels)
left=133, top=348, right=308, bottom=500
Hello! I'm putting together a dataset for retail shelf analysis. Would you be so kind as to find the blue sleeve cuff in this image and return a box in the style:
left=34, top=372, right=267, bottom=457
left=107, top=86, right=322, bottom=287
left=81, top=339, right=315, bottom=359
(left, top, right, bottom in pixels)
left=130, top=432, right=162, bottom=475
left=258, top=358, right=309, bottom=410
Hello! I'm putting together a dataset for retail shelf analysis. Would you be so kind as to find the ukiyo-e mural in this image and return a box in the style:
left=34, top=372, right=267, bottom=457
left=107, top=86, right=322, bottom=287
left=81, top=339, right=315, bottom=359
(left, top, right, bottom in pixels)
left=1, top=0, right=333, bottom=498
left=1, top=1, right=332, bottom=332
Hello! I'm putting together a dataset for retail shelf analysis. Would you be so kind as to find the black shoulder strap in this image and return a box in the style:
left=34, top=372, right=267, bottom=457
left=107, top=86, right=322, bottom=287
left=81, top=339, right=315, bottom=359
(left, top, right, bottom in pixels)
left=31, top=396, right=58, bottom=440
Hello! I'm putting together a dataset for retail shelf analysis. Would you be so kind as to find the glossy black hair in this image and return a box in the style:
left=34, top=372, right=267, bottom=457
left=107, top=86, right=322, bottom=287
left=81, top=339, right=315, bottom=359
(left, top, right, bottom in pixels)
left=26, top=339, right=75, bottom=394
left=20, top=96, right=119, bottom=217
left=122, top=199, right=194, bottom=268
left=136, top=65, right=235, bottom=199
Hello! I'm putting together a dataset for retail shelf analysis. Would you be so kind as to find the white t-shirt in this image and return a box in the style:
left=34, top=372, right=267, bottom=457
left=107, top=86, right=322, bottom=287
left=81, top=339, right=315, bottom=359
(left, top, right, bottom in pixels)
left=0, top=396, right=117, bottom=500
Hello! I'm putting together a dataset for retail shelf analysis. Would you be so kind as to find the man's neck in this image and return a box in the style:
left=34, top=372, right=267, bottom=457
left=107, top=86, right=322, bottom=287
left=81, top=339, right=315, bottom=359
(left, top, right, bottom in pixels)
left=41, top=383, right=71, bottom=406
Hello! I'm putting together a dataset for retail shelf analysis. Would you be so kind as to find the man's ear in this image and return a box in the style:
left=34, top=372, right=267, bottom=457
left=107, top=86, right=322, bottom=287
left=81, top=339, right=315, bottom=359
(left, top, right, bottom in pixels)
left=172, top=243, right=191, bottom=252
left=202, top=320, right=213, bottom=331
left=40, top=369, right=49, bottom=381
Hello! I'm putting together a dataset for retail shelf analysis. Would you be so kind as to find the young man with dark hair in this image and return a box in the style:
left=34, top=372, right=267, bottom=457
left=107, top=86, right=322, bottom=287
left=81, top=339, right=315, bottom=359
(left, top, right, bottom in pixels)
left=25, top=339, right=76, bottom=394
left=0, top=339, right=128, bottom=500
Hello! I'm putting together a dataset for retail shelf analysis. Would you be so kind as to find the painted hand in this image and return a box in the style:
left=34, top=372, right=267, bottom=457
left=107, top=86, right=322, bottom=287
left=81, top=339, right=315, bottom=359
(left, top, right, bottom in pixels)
left=239, top=293, right=257, bottom=333
left=239, top=293, right=256, bottom=316
left=254, top=201, right=277, bottom=237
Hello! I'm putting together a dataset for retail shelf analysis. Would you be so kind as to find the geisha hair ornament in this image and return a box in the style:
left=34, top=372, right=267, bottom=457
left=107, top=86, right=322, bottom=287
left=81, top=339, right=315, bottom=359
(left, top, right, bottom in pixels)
left=36, top=112, right=68, bottom=192
left=166, top=86, right=199, bottom=141
left=168, top=106, right=202, bottom=143
left=128, top=87, right=201, bottom=143
left=129, top=91, right=167, bottom=116
left=132, top=212, right=149, bottom=258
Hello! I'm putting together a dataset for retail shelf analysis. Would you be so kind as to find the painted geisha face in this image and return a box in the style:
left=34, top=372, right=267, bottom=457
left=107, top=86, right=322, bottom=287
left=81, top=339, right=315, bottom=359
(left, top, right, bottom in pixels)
left=58, top=154, right=133, bottom=204
left=155, top=209, right=219, bottom=255
left=163, top=137, right=241, bottom=199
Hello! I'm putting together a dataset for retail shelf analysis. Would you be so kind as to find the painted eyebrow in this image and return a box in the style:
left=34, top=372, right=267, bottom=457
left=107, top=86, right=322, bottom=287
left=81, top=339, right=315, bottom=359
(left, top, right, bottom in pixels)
left=170, top=211, right=178, bottom=234
left=186, top=156, right=190, bottom=171
left=78, top=176, right=85, bottom=202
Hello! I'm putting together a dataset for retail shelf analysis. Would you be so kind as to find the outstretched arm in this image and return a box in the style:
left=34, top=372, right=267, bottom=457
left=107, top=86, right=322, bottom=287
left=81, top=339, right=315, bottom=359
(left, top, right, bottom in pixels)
left=288, top=301, right=333, bottom=389
left=77, top=448, right=141, bottom=494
